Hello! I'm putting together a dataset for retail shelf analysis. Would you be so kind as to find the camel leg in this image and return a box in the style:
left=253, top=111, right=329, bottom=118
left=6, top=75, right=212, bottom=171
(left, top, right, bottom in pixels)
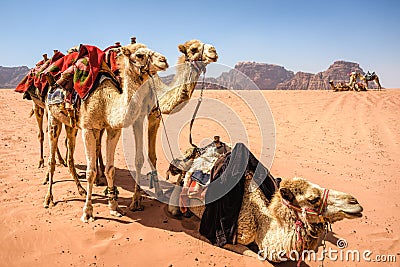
left=43, top=114, right=62, bottom=208
left=33, top=103, right=45, bottom=168
left=95, top=128, right=105, bottom=186
left=81, top=128, right=99, bottom=222
left=376, top=78, right=382, bottom=91
left=128, top=116, right=145, bottom=211
left=147, top=114, right=163, bottom=199
left=223, top=244, right=259, bottom=258
left=56, top=137, right=66, bottom=167
left=65, top=125, right=86, bottom=196
left=104, top=128, right=124, bottom=217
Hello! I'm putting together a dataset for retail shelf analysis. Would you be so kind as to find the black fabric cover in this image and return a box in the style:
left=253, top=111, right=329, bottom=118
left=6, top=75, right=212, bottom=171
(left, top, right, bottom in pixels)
left=199, top=143, right=279, bottom=247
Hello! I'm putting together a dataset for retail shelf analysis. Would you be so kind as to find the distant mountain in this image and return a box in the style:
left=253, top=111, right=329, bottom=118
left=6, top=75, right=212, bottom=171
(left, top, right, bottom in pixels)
left=2, top=60, right=371, bottom=90
left=0, top=66, right=29, bottom=88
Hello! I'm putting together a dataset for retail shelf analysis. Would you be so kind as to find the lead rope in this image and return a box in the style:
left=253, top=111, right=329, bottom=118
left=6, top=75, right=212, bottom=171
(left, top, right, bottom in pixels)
left=319, top=222, right=332, bottom=267
left=149, top=76, right=175, bottom=160
left=188, top=68, right=206, bottom=148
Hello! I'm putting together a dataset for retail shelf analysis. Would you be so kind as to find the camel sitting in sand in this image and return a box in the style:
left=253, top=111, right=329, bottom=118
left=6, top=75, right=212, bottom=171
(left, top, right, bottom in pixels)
left=169, top=175, right=363, bottom=264
left=44, top=43, right=168, bottom=222
left=329, top=80, right=351, bottom=92
left=358, top=71, right=382, bottom=91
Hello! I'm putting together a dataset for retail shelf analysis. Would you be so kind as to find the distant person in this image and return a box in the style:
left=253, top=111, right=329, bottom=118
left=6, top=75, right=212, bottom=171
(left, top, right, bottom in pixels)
left=131, top=36, right=137, bottom=44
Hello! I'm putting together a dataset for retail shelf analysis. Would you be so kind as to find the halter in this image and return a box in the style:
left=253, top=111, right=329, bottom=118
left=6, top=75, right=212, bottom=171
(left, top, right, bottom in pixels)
left=282, top=188, right=330, bottom=220
left=281, top=188, right=330, bottom=267
left=125, top=50, right=153, bottom=78
left=185, top=43, right=206, bottom=73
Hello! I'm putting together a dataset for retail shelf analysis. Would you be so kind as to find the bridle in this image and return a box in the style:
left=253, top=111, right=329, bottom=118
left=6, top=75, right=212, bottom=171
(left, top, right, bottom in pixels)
left=282, top=188, right=330, bottom=222
left=185, top=43, right=206, bottom=73
left=281, top=188, right=330, bottom=267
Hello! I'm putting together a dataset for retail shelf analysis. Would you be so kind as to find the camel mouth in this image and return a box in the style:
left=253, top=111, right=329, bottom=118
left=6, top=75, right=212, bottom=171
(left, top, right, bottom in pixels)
left=206, top=55, right=218, bottom=62
left=343, top=211, right=363, bottom=218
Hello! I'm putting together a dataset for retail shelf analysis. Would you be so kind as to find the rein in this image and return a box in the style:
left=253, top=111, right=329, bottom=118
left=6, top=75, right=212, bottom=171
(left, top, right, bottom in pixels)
left=188, top=43, right=206, bottom=149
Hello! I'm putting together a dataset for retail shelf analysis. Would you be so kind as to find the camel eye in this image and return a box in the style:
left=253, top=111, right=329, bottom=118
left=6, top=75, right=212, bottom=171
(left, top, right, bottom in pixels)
left=308, top=197, right=320, bottom=205
left=136, top=54, right=144, bottom=59
left=191, top=47, right=198, bottom=52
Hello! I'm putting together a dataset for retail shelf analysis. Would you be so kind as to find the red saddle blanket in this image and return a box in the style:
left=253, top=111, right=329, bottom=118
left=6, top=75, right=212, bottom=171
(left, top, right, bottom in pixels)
left=15, top=51, right=64, bottom=94
left=16, top=44, right=119, bottom=100
left=44, top=44, right=105, bottom=99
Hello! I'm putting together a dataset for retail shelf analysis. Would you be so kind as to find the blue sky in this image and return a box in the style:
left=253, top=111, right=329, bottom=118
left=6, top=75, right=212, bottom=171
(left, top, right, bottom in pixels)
left=1, top=0, right=399, bottom=87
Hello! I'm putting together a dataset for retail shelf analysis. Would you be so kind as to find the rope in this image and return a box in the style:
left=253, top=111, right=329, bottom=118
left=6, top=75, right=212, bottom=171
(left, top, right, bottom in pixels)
left=188, top=68, right=206, bottom=148
left=149, top=76, right=175, bottom=160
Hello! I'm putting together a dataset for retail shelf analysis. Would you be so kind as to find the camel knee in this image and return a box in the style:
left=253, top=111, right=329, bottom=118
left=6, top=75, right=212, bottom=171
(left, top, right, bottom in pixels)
left=104, top=165, right=115, bottom=180
left=135, top=155, right=144, bottom=169
left=86, top=169, right=97, bottom=183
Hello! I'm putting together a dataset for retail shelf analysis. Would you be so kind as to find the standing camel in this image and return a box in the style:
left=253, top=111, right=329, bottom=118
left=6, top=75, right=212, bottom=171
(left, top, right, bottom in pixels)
left=44, top=43, right=169, bottom=222
left=358, top=71, right=382, bottom=91
left=144, top=40, right=218, bottom=202
left=17, top=53, right=67, bottom=169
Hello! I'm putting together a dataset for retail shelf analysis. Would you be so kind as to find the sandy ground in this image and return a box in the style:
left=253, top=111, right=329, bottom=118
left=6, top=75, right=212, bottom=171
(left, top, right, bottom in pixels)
left=0, top=89, right=399, bottom=267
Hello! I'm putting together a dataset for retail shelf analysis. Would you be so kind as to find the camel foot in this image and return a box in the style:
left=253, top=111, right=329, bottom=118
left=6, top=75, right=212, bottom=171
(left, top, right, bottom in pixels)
left=38, top=159, right=45, bottom=168
left=77, top=185, right=87, bottom=196
left=128, top=199, right=144, bottom=211
left=108, top=199, right=125, bottom=217
left=57, top=158, right=67, bottom=167
left=81, top=204, right=94, bottom=223
left=43, top=194, right=54, bottom=208
left=42, top=173, right=49, bottom=185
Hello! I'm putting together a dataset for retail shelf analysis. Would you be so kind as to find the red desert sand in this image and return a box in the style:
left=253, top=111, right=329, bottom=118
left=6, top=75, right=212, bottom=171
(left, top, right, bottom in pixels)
left=0, top=89, right=399, bottom=267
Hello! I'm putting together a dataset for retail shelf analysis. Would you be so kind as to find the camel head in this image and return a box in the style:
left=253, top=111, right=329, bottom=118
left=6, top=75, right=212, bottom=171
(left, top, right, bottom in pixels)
left=120, top=44, right=168, bottom=77
left=178, top=39, right=218, bottom=64
left=278, top=177, right=363, bottom=224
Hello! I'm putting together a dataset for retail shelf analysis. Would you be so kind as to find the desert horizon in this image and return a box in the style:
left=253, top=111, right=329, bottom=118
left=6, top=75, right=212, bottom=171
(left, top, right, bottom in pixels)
left=1, top=88, right=399, bottom=266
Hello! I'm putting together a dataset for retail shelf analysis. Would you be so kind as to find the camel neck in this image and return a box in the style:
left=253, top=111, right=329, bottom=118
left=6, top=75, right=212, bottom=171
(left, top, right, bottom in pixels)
left=156, top=58, right=204, bottom=114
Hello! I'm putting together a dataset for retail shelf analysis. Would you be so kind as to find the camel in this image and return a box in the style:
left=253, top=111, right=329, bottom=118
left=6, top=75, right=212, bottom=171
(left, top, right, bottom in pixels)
left=44, top=43, right=169, bottom=222
left=358, top=71, right=382, bottom=91
left=169, top=175, right=363, bottom=264
left=144, top=39, right=218, bottom=201
left=328, top=80, right=351, bottom=92
left=22, top=53, right=67, bottom=169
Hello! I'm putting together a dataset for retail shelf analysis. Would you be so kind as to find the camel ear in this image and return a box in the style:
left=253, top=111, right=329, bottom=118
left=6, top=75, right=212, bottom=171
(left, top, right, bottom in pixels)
left=280, top=187, right=295, bottom=202
left=178, top=44, right=187, bottom=55
left=121, top=47, right=131, bottom=56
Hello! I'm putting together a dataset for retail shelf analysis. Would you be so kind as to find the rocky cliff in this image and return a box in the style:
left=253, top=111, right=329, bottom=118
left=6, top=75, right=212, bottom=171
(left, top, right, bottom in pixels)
left=1, top=60, right=368, bottom=90
left=220, top=60, right=365, bottom=90
left=0, top=66, right=29, bottom=88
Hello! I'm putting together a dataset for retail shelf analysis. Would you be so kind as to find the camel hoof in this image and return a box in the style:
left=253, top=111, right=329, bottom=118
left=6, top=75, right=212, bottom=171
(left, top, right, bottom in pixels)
left=42, top=174, right=49, bottom=185
left=128, top=202, right=144, bottom=212
left=43, top=195, right=54, bottom=208
left=110, top=210, right=123, bottom=217
left=80, top=214, right=95, bottom=223
left=77, top=186, right=87, bottom=196
left=58, top=159, right=67, bottom=167
left=38, top=160, right=45, bottom=168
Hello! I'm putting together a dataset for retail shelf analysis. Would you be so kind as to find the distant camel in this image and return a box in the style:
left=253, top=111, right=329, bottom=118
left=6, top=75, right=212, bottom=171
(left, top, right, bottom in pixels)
left=358, top=71, right=382, bottom=91
left=328, top=80, right=351, bottom=92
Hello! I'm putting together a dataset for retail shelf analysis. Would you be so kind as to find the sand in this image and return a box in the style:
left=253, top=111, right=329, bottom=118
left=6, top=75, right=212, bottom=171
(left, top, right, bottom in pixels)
left=0, top=89, right=399, bottom=267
